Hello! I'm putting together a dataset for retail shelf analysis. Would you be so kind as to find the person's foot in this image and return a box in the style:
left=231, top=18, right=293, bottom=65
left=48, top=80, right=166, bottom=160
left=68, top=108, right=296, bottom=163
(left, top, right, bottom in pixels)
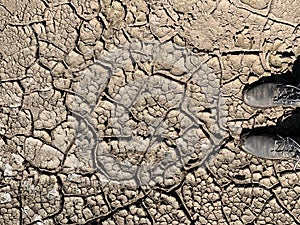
left=243, top=83, right=300, bottom=108
left=241, top=133, right=300, bottom=160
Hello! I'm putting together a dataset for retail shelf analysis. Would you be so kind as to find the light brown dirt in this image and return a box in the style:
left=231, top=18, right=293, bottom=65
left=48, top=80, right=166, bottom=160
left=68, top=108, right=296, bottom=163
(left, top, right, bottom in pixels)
left=0, top=0, right=300, bottom=224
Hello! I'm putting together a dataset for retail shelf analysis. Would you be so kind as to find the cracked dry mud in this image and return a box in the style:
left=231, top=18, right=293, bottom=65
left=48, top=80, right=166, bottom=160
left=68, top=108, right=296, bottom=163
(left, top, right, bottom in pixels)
left=1, top=0, right=300, bottom=224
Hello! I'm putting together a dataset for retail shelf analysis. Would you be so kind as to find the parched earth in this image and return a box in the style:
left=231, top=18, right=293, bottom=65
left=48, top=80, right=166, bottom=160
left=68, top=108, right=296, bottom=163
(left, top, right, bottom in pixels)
left=1, top=0, right=300, bottom=224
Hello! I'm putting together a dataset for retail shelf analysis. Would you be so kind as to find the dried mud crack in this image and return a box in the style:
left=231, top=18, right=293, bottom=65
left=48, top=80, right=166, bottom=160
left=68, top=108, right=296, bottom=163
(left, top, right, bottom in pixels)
left=1, top=0, right=300, bottom=224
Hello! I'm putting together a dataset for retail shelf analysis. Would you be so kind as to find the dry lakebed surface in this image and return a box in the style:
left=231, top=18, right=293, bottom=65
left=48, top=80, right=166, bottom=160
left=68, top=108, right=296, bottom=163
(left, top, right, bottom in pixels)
left=1, top=0, right=300, bottom=224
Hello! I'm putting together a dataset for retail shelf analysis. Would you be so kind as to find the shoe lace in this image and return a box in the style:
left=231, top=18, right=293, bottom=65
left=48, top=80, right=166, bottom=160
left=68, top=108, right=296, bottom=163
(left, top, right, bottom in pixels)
left=273, top=135, right=300, bottom=158
left=273, top=85, right=300, bottom=104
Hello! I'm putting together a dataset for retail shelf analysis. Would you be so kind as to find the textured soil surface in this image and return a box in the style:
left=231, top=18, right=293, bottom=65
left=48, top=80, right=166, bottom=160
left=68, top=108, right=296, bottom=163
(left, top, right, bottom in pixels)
left=1, top=0, right=300, bottom=224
